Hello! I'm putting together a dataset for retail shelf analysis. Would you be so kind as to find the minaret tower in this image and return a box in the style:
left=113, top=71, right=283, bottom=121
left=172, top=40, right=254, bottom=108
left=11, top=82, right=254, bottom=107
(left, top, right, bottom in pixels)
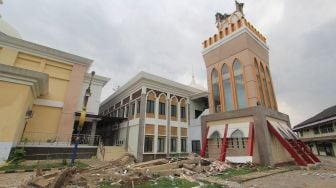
left=199, top=2, right=305, bottom=166
left=202, top=1, right=277, bottom=114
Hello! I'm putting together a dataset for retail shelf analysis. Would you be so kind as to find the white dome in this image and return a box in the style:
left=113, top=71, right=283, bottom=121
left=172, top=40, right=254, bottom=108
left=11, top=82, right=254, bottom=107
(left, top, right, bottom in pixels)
left=0, top=18, right=21, bottom=39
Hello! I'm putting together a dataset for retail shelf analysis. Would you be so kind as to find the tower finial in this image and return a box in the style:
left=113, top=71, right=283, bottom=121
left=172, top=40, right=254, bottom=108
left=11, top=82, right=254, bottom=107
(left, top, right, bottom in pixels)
left=235, top=1, right=244, bottom=14
left=191, top=63, right=196, bottom=85
left=0, top=0, right=3, bottom=18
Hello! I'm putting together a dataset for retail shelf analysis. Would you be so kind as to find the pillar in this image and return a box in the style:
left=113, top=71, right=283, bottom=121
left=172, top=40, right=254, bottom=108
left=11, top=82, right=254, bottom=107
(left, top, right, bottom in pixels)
left=253, top=107, right=274, bottom=165
left=136, top=89, right=147, bottom=162
left=89, top=120, right=97, bottom=145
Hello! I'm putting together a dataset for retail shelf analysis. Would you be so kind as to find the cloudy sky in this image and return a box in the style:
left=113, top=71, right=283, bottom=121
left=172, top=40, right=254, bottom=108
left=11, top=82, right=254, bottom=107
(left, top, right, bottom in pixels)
left=2, top=0, right=336, bottom=125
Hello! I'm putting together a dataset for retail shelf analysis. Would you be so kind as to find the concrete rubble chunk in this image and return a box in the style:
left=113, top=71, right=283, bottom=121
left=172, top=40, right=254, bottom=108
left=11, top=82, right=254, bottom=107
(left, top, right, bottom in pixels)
left=30, top=176, right=50, bottom=188
left=25, top=153, right=237, bottom=187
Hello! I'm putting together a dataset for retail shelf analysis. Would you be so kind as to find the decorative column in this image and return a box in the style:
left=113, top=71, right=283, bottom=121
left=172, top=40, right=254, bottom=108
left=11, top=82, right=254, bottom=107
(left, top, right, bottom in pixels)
left=136, top=87, right=147, bottom=162
left=89, top=119, right=97, bottom=145
left=57, top=64, right=87, bottom=141
left=166, top=93, right=171, bottom=157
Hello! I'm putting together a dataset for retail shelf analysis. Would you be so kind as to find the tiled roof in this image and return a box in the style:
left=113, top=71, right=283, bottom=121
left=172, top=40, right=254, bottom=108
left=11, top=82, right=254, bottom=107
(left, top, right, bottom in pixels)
left=294, top=105, right=336, bottom=129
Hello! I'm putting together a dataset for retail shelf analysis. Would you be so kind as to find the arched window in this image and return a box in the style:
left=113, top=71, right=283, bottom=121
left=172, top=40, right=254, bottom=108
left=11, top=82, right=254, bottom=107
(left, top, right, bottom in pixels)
left=231, top=129, right=245, bottom=149
left=211, top=69, right=221, bottom=112
left=210, top=131, right=221, bottom=148
left=171, top=97, right=178, bottom=121
left=146, top=91, right=156, bottom=118
left=231, top=129, right=244, bottom=138
left=233, top=59, right=247, bottom=109
left=260, top=64, right=270, bottom=108
left=221, top=64, right=233, bottom=111
left=254, top=61, right=265, bottom=106
left=266, top=67, right=277, bottom=110
left=158, top=94, right=166, bottom=119
left=180, top=99, right=187, bottom=122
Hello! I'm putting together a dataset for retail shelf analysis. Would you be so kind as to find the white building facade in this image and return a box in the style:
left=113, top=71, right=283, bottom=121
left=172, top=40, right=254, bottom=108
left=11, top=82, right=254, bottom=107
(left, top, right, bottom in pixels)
left=99, top=71, right=208, bottom=161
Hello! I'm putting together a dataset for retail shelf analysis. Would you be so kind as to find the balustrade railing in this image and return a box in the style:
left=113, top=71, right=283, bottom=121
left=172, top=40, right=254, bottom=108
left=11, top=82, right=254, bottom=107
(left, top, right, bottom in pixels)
left=20, top=132, right=101, bottom=146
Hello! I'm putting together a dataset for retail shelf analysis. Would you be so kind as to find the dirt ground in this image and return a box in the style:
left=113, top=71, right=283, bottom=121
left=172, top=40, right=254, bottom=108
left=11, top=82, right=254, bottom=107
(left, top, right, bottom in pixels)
left=0, top=171, right=35, bottom=188
left=243, top=156, right=336, bottom=188
left=1, top=157, right=336, bottom=187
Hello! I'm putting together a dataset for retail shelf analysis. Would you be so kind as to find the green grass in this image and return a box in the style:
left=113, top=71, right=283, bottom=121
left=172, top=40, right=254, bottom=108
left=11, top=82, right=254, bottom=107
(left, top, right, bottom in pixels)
left=218, top=165, right=274, bottom=179
left=0, top=161, right=88, bottom=171
left=99, top=177, right=224, bottom=188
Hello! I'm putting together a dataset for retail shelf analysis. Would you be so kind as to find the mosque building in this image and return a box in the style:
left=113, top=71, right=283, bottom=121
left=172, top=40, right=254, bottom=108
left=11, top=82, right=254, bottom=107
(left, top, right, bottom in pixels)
left=0, top=11, right=109, bottom=162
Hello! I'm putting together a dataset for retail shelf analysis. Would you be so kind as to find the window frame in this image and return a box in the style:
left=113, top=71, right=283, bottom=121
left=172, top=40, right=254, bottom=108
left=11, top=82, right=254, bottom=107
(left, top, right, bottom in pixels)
left=159, top=102, right=166, bottom=115
left=171, top=104, right=177, bottom=117
left=157, top=137, right=165, bottom=153
left=180, top=106, right=186, bottom=119
left=144, top=136, right=154, bottom=153
left=181, top=138, right=187, bottom=152
left=146, top=100, right=155, bottom=113
left=170, top=137, right=177, bottom=152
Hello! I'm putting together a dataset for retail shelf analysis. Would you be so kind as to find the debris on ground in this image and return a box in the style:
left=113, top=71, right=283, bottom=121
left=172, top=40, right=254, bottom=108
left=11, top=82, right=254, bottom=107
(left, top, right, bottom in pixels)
left=25, top=153, right=246, bottom=187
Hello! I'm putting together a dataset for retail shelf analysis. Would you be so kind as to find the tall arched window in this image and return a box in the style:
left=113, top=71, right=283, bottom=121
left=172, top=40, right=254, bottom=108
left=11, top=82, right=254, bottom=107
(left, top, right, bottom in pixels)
left=260, top=64, right=270, bottom=108
left=180, top=99, right=187, bottom=122
left=221, top=64, right=233, bottom=111
left=231, top=129, right=245, bottom=149
left=170, top=96, right=178, bottom=121
left=210, top=131, right=221, bottom=148
left=211, top=69, right=221, bottom=112
left=231, top=129, right=244, bottom=138
left=158, top=94, right=166, bottom=119
left=233, top=59, right=247, bottom=109
left=254, top=61, right=265, bottom=106
left=266, top=67, right=277, bottom=110
left=146, top=91, right=156, bottom=118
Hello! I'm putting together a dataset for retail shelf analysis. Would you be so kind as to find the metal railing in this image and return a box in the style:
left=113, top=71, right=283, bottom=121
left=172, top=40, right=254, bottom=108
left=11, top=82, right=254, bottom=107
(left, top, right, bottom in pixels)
left=20, top=132, right=101, bottom=146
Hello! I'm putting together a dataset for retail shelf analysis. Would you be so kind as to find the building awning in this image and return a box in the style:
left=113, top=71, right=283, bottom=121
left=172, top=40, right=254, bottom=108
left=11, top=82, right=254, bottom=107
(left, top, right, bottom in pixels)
left=300, top=135, right=336, bottom=142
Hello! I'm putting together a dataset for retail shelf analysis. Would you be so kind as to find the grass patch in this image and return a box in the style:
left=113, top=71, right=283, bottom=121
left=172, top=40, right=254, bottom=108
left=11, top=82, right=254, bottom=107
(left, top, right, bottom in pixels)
left=218, top=165, right=274, bottom=179
left=99, top=177, right=223, bottom=188
left=0, top=161, right=88, bottom=171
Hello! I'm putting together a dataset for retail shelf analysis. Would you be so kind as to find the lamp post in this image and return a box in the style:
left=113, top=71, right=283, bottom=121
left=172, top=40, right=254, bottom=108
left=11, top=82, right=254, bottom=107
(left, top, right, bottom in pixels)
left=71, top=71, right=95, bottom=166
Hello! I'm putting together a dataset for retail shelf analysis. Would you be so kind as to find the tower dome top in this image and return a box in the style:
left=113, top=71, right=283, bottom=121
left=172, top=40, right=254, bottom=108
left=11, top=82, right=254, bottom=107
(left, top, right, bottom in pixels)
left=0, top=0, right=22, bottom=39
left=0, top=18, right=21, bottom=39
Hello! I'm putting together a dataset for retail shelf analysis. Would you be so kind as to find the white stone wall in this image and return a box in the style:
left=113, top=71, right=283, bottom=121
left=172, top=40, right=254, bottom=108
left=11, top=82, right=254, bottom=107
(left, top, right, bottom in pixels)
left=77, top=76, right=107, bottom=115
left=0, top=142, right=13, bottom=164
left=128, top=125, right=139, bottom=157
left=188, top=109, right=209, bottom=153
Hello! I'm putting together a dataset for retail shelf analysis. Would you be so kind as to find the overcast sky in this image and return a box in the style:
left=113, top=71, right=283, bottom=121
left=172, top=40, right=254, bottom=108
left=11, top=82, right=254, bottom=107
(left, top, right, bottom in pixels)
left=2, top=0, right=336, bottom=126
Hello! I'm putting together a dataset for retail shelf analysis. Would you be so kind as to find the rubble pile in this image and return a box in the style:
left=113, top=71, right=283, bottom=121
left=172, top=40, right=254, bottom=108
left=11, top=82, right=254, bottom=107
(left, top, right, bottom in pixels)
left=26, top=153, right=234, bottom=187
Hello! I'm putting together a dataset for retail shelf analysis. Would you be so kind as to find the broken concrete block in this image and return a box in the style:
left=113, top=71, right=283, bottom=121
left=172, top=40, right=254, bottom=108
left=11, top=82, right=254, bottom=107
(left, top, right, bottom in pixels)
left=30, top=176, right=50, bottom=188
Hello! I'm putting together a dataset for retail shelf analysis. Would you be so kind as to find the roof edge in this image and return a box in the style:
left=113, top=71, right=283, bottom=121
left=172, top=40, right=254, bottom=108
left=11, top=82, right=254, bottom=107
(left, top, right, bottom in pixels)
left=0, top=32, right=93, bottom=67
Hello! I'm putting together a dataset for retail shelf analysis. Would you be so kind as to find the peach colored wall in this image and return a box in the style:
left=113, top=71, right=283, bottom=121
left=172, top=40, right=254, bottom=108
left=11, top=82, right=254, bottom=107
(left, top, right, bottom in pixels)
left=57, top=64, right=87, bottom=140
left=204, top=32, right=278, bottom=113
